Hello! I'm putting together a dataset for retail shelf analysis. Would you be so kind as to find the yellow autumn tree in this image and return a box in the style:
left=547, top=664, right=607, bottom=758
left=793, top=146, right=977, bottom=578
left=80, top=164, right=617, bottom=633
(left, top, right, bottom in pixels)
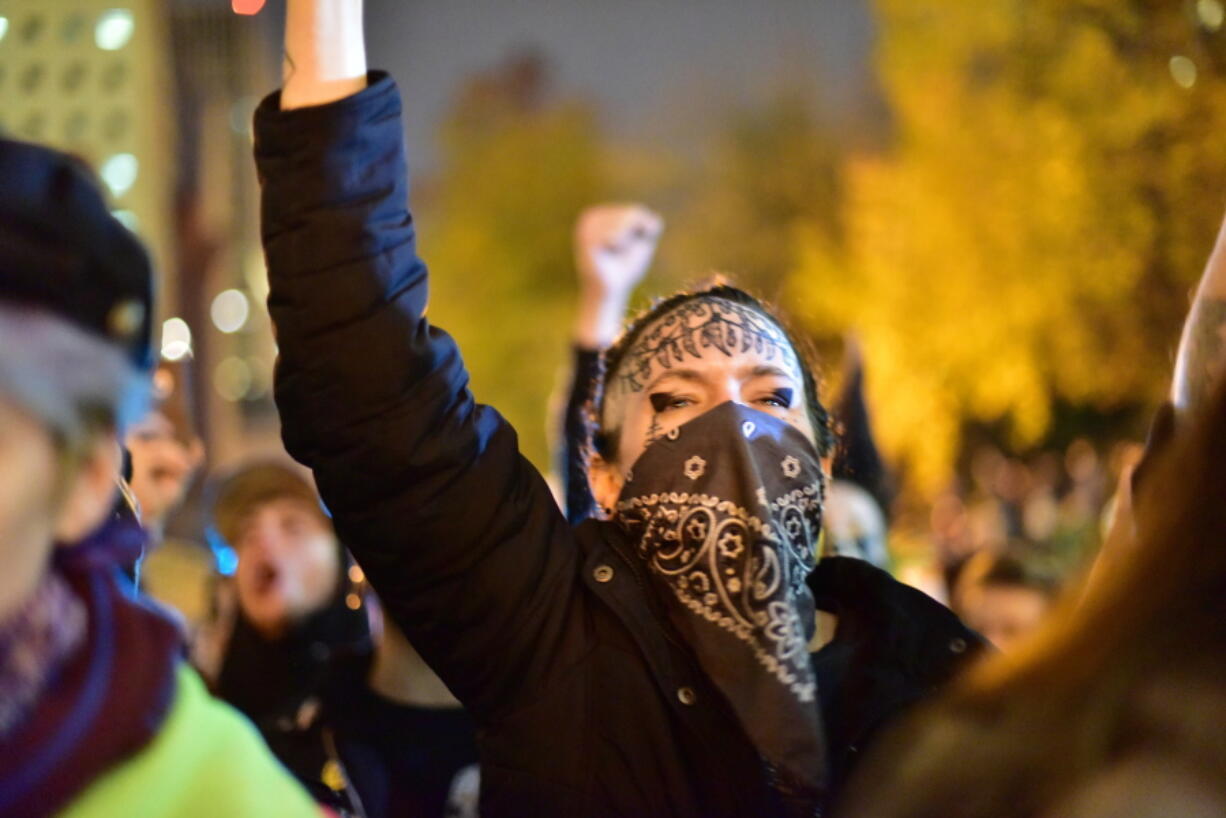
left=656, top=90, right=845, bottom=302
left=790, top=0, right=1226, bottom=494
left=418, top=53, right=606, bottom=473
left=419, top=62, right=846, bottom=474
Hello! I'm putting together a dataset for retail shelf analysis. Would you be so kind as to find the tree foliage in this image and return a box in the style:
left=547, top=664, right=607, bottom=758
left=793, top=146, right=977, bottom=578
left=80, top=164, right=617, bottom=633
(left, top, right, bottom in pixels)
left=418, top=54, right=606, bottom=475
left=418, top=57, right=843, bottom=476
left=656, top=90, right=845, bottom=303
left=790, top=0, right=1226, bottom=494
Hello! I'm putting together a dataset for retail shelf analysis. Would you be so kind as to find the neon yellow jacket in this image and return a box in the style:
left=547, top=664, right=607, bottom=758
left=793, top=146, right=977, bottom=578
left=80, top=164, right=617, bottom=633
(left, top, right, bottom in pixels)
left=61, top=665, right=321, bottom=817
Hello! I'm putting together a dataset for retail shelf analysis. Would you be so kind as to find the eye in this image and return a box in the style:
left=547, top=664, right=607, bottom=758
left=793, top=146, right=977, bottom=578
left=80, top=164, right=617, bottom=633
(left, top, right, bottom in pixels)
left=757, top=388, right=794, bottom=409
left=649, top=392, right=695, bottom=413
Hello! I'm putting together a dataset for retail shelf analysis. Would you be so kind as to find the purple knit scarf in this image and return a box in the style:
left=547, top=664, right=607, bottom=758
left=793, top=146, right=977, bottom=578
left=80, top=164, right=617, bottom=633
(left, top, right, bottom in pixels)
left=0, top=571, right=87, bottom=736
left=0, top=516, right=182, bottom=818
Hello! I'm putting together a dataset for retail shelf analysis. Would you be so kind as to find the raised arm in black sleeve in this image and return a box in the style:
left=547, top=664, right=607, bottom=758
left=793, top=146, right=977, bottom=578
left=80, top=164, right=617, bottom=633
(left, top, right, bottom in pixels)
left=254, top=74, right=589, bottom=724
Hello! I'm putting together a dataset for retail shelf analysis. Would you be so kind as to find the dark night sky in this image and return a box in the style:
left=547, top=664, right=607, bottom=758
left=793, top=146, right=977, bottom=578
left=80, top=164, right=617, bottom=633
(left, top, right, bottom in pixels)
left=364, top=0, right=877, bottom=169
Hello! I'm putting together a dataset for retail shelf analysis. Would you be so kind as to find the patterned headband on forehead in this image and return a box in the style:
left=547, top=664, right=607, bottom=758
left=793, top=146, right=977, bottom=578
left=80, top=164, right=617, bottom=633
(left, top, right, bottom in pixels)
left=614, top=296, right=800, bottom=394
left=593, top=285, right=834, bottom=460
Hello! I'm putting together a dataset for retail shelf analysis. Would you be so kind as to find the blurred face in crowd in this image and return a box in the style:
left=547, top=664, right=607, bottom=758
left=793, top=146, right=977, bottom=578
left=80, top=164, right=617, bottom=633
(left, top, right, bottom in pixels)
left=0, top=395, right=121, bottom=619
left=125, top=409, right=203, bottom=530
left=960, top=582, right=1053, bottom=652
left=591, top=297, right=817, bottom=509
left=232, top=496, right=339, bottom=638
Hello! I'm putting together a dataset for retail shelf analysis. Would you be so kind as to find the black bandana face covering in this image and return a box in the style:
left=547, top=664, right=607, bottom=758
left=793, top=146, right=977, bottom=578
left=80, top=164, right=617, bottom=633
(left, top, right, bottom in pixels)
left=615, top=401, right=827, bottom=804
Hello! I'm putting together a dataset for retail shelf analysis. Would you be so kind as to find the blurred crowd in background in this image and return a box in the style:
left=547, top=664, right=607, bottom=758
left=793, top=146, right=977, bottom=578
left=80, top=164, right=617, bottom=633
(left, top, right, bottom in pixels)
left=4, top=1, right=1226, bottom=815
left=5, top=0, right=1219, bottom=674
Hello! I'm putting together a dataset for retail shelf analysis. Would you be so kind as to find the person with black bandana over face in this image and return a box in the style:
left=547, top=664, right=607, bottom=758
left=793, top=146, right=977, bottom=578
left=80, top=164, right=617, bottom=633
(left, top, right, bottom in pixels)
left=252, top=1, right=985, bottom=814
left=557, top=209, right=893, bottom=574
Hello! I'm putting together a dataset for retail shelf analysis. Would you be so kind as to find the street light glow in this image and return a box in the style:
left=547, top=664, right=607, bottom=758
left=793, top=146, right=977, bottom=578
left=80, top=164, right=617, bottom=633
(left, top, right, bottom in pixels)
left=161, top=317, right=192, bottom=361
left=95, top=9, right=134, bottom=51
left=100, top=152, right=139, bottom=197
left=210, top=289, right=251, bottom=334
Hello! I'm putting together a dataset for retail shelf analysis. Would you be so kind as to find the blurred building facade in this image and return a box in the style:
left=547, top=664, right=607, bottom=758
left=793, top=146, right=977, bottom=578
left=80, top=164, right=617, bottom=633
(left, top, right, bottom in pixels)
left=0, top=0, right=176, bottom=304
left=167, top=0, right=282, bottom=469
left=0, top=0, right=285, bottom=467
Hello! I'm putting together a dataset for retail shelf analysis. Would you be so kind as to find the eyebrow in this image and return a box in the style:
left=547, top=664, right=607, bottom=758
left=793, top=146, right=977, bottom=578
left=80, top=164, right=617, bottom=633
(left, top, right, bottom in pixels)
left=643, top=368, right=706, bottom=393
left=741, top=364, right=797, bottom=381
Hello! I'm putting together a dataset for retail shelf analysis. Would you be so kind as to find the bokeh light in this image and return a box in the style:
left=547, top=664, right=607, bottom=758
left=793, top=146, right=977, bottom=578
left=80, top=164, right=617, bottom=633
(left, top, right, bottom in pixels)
left=214, top=544, right=239, bottom=576
left=1198, top=0, right=1224, bottom=30
left=99, top=152, right=139, bottom=197
left=161, top=317, right=192, bottom=362
left=94, top=9, right=134, bottom=51
left=214, top=356, right=253, bottom=401
left=245, top=356, right=272, bottom=399
left=210, top=288, right=251, bottom=334
left=1170, top=55, right=1197, bottom=89
left=110, top=208, right=139, bottom=233
left=232, top=0, right=267, bottom=16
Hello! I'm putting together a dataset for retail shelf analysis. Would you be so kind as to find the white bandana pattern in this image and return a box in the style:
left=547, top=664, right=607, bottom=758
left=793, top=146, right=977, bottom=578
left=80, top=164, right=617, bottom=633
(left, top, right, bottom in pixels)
left=616, top=480, right=824, bottom=701
left=614, top=401, right=829, bottom=801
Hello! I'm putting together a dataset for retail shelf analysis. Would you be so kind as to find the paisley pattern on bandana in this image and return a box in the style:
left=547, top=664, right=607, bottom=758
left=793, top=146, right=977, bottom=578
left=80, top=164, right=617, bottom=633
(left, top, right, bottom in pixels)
left=615, top=402, right=828, bottom=804
left=617, top=482, right=822, bottom=700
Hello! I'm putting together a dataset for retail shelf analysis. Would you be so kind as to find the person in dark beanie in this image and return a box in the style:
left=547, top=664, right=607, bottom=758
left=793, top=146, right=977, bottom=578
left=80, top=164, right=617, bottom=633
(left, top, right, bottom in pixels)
left=0, top=138, right=319, bottom=818
left=202, top=461, right=479, bottom=818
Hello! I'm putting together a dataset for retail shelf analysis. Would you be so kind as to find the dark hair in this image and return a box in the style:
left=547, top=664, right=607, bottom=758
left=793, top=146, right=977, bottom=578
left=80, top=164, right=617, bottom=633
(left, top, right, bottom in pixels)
left=590, top=281, right=833, bottom=462
left=209, top=461, right=327, bottom=548
left=980, top=554, right=1060, bottom=596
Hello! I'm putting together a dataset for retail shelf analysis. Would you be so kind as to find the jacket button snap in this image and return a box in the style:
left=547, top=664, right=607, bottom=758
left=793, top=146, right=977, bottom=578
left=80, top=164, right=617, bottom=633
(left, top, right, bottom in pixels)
left=593, top=565, right=615, bottom=583
left=677, top=686, right=697, bottom=706
left=949, top=637, right=967, bottom=654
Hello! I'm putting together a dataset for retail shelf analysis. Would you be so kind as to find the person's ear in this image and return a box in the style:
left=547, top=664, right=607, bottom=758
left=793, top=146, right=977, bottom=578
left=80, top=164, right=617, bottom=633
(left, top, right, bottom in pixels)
left=587, top=451, right=625, bottom=517
left=53, top=433, right=122, bottom=543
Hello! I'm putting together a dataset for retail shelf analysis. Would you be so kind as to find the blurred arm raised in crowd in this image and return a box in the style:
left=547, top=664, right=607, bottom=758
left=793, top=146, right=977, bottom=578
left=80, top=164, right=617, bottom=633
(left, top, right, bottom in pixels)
left=570, top=205, right=661, bottom=350
left=1093, top=212, right=1226, bottom=585
left=1171, top=213, right=1226, bottom=416
left=558, top=205, right=661, bottom=523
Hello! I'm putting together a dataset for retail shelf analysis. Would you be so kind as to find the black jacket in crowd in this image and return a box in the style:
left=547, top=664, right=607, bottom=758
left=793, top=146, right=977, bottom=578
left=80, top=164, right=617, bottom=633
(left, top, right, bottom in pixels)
left=215, top=600, right=478, bottom=818
left=254, top=72, right=984, bottom=817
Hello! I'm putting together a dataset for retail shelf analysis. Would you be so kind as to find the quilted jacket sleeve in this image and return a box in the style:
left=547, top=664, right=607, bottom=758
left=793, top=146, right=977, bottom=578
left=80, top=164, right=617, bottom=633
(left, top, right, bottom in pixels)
left=254, top=73, right=587, bottom=723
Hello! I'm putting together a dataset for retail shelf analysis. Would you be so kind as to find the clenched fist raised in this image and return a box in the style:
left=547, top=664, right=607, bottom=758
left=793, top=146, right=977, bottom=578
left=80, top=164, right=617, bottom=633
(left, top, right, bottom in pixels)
left=574, top=204, right=663, bottom=300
